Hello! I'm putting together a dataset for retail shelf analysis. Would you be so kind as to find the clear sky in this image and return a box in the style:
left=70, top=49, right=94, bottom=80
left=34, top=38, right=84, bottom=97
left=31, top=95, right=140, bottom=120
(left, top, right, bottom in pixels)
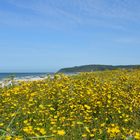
left=0, top=0, right=140, bottom=72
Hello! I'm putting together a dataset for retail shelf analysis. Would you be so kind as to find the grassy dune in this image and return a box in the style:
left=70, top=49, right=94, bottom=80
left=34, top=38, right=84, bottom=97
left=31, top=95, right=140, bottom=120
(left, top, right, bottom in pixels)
left=0, top=70, right=140, bottom=140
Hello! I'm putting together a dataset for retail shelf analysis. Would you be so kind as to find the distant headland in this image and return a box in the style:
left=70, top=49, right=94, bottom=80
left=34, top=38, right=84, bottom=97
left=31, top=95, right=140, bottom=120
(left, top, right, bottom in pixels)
left=58, top=64, right=140, bottom=73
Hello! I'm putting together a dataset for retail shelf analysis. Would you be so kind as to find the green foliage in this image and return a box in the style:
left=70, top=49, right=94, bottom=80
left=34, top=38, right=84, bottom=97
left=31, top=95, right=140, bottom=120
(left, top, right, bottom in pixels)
left=58, top=64, right=140, bottom=73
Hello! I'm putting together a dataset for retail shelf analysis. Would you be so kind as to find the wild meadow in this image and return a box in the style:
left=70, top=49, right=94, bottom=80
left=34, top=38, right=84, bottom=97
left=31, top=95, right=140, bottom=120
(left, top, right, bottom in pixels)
left=0, top=70, right=140, bottom=140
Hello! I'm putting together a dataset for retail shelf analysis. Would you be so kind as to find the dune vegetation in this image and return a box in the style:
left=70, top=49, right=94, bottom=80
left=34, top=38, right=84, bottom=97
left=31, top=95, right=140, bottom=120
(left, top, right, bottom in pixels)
left=0, top=70, right=140, bottom=140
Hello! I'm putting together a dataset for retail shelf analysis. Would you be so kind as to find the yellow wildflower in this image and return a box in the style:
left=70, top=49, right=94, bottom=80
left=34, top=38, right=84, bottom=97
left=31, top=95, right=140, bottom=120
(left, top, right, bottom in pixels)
left=57, top=130, right=65, bottom=136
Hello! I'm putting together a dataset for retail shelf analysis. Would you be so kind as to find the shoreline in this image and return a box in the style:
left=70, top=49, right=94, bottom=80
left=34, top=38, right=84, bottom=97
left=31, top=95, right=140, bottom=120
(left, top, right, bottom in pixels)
left=15, top=76, right=48, bottom=82
left=0, top=73, right=75, bottom=87
left=0, top=76, right=52, bottom=88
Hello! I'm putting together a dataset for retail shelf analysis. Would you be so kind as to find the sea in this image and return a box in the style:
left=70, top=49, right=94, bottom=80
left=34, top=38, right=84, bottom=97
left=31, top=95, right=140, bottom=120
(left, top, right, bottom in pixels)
left=0, top=73, right=54, bottom=81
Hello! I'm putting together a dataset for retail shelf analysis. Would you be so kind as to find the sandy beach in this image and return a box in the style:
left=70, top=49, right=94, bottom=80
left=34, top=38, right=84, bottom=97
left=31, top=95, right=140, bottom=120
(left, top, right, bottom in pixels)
left=15, top=76, right=49, bottom=82
left=0, top=76, right=50, bottom=88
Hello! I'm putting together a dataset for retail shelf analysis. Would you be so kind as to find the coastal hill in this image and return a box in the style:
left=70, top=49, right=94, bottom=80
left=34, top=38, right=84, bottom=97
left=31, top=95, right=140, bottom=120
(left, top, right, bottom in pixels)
left=58, top=64, right=140, bottom=73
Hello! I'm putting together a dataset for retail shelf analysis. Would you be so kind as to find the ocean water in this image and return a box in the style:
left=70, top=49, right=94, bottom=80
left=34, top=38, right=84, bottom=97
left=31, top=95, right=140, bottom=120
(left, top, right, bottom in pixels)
left=0, top=73, right=53, bottom=80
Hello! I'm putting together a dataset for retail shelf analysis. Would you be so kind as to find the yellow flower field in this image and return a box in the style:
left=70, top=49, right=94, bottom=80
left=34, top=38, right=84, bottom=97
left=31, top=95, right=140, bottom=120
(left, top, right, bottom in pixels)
left=0, top=70, right=140, bottom=140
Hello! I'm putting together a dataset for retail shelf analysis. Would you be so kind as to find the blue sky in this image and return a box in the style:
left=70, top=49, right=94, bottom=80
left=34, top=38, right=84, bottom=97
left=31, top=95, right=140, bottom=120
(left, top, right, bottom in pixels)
left=0, top=0, right=140, bottom=72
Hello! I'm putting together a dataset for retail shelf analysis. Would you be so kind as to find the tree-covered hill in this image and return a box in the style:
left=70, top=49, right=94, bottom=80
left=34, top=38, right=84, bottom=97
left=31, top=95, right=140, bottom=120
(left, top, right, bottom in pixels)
left=58, top=64, right=140, bottom=73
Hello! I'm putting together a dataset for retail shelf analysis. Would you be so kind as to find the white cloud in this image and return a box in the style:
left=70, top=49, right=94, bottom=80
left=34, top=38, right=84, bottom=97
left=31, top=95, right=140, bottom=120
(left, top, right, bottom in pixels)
left=114, top=37, right=140, bottom=44
left=0, top=0, right=140, bottom=29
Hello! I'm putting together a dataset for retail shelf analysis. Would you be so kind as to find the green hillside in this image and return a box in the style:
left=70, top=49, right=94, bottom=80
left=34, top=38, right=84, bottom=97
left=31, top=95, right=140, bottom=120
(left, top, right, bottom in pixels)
left=58, top=64, right=140, bottom=73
